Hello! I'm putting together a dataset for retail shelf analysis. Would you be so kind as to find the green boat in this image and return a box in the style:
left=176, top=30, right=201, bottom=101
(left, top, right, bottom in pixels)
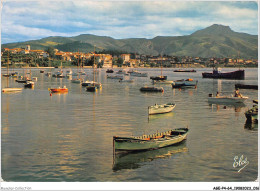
left=113, top=127, right=189, bottom=152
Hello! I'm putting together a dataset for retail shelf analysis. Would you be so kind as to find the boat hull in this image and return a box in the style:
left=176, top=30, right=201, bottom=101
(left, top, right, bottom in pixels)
left=113, top=128, right=188, bottom=152
left=140, top=87, right=164, bottom=92
left=208, top=96, right=248, bottom=103
left=174, top=70, right=196, bottom=72
left=148, top=103, right=176, bottom=115
left=202, top=70, right=245, bottom=79
left=150, top=76, right=167, bottom=81
left=49, top=88, right=68, bottom=93
left=235, top=84, right=258, bottom=90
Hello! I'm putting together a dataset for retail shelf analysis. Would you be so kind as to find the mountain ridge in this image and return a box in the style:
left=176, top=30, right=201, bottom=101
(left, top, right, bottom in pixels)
left=2, top=24, right=258, bottom=59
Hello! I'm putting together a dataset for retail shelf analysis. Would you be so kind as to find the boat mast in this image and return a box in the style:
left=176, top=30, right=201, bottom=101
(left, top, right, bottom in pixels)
left=161, top=55, right=163, bottom=77
left=7, top=52, right=9, bottom=87
left=93, top=45, right=95, bottom=82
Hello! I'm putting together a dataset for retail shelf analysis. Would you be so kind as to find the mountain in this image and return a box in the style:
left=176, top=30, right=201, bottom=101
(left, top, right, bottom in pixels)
left=2, top=24, right=258, bottom=59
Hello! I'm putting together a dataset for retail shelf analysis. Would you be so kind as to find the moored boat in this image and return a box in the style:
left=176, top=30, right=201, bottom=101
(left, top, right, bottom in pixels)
left=208, top=93, right=248, bottom=104
left=140, top=86, right=164, bottom=92
left=24, top=81, right=34, bottom=88
left=172, top=79, right=198, bottom=88
left=235, top=84, right=258, bottom=90
left=119, top=79, right=134, bottom=83
left=81, top=80, right=102, bottom=89
left=148, top=103, right=176, bottom=115
left=150, top=76, right=167, bottom=81
left=113, top=127, right=189, bottom=152
left=202, top=68, right=245, bottom=79
left=106, top=69, right=114, bottom=73
left=40, top=70, right=45, bottom=73
left=71, top=78, right=83, bottom=84
left=130, top=71, right=148, bottom=77
left=48, top=86, right=68, bottom=93
left=174, top=69, right=196, bottom=72
left=116, top=69, right=128, bottom=75
left=107, top=75, right=123, bottom=80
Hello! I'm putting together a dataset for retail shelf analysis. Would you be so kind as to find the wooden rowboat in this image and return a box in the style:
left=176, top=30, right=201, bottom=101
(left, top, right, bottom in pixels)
left=113, top=127, right=189, bottom=152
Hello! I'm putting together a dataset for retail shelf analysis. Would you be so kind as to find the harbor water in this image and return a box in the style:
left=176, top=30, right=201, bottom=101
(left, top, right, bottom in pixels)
left=1, top=68, right=258, bottom=182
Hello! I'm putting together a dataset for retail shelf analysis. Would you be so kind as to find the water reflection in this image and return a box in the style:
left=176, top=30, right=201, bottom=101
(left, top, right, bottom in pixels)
left=112, top=142, right=187, bottom=172
left=209, top=103, right=246, bottom=112
left=244, top=122, right=258, bottom=130
left=148, top=112, right=175, bottom=122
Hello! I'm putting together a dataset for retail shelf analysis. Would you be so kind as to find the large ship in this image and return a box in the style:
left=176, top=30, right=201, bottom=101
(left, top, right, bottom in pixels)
left=202, top=68, right=245, bottom=79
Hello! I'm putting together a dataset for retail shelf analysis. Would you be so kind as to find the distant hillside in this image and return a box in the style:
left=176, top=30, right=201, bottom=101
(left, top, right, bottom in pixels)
left=2, top=24, right=258, bottom=59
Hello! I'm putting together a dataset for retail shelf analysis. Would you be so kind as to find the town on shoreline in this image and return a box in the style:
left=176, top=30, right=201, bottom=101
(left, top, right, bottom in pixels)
left=1, top=45, right=258, bottom=69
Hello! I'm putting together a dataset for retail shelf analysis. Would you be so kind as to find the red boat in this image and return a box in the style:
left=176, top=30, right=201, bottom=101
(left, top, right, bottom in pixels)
left=48, top=86, right=68, bottom=93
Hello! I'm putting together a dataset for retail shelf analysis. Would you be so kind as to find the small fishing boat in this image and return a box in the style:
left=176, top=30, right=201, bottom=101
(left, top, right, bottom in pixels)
left=245, top=104, right=258, bottom=123
left=235, top=84, right=258, bottom=90
left=3, top=74, right=11, bottom=77
left=106, top=69, right=114, bottom=73
left=40, top=70, right=45, bottom=73
left=113, top=127, right=189, bottom=152
left=140, top=86, right=164, bottom=92
left=172, top=79, right=198, bottom=88
left=119, top=79, right=134, bottom=83
left=208, top=93, right=248, bottom=104
left=16, top=78, right=31, bottom=83
left=202, top=68, right=245, bottom=79
left=116, top=69, right=128, bottom=75
left=48, top=86, right=68, bottom=93
left=173, top=69, right=196, bottom=72
left=82, top=80, right=102, bottom=89
left=107, top=75, right=123, bottom=80
left=130, top=71, right=148, bottom=77
left=71, top=78, right=83, bottom=84
left=148, top=103, right=176, bottom=115
left=24, top=81, right=34, bottom=88
left=127, top=69, right=137, bottom=74
left=10, top=72, right=18, bottom=77
left=45, top=72, right=51, bottom=77
left=150, top=76, right=167, bottom=81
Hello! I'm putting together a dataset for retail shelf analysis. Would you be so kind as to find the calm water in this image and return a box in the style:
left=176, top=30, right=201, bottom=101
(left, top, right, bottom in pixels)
left=1, top=67, right=258, bottom=182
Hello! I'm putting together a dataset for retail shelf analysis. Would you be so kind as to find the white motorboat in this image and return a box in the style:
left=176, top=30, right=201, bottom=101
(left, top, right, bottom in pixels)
left=208, top=94, right=248, bottom=104
left=148, top=103, right=176, bottom=115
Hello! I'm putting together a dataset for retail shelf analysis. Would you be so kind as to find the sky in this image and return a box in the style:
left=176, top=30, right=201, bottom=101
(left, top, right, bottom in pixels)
left=1, top=0, right=258, bottom=44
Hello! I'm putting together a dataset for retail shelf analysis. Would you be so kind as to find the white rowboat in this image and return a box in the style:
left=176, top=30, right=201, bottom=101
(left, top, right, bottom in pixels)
left=148, top=103, right=176, bottom=115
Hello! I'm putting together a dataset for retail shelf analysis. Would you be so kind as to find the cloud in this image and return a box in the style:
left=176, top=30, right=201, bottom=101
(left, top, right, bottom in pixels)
left=1, top=1, right=258, bottom=44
